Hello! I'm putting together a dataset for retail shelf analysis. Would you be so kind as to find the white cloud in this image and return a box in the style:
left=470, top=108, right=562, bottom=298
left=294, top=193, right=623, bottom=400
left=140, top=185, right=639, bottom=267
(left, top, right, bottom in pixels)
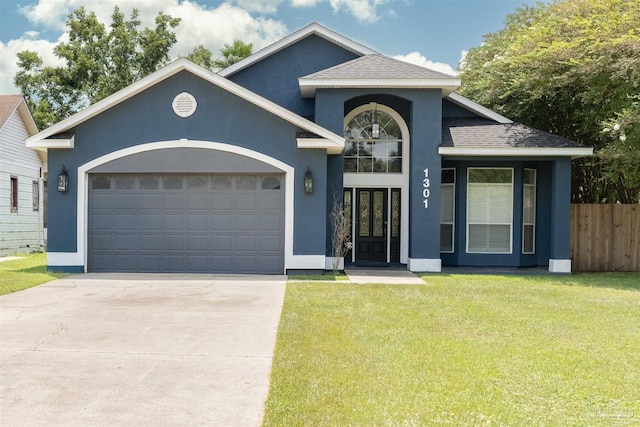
left=290, top=0, right=319, bottom=6
left=0, top=36, right=65, bottom=94
left=165, top=2, right=288, bottom=58
left=19, top=0, right=177, bottom=32
left=232, top=0, right=286, bottom=14
left=329, top=0, right=390, bottom=23
left=393, top=51, right=457, bottom=76
left=1, top=0, right=289, bottom=93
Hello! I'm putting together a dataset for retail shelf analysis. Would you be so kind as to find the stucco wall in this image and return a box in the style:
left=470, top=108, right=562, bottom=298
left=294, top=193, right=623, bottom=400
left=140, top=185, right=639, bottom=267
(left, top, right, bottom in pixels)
left=47, top=71, right=328, bottom=258
left=228, top=34, right=360, bottom=118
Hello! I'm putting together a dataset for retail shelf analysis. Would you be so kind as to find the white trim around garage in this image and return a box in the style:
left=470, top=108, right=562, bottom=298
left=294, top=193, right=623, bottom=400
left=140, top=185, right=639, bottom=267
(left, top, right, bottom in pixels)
left=46, top=139, right=319, bottom=274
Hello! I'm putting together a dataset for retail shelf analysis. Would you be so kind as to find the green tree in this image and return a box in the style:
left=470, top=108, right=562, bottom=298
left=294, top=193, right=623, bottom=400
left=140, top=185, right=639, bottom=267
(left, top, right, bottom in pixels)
left=213, top=39, right=253, bottom=70
left=459, top=0, right=640, bottom=203
left=14, top=6, right=180, bottom=128
left=186, top=44, right=216, bottom=70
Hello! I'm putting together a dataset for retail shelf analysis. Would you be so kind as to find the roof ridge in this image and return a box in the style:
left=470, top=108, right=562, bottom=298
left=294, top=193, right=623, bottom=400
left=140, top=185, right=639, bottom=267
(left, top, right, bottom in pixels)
left=301, top=54, right=459, bottom=80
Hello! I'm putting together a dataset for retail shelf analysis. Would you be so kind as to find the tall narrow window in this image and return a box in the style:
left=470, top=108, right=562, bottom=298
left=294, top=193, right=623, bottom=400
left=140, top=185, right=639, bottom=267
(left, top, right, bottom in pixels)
left=523, top=169, right=536, bottom=254
left=467, top=168, right=513, bottom=254
left=32, top=180, right=39, bottom=211
left=440, top=168, right=455, bottom=253
left=10, top=176, right=18, bottom=212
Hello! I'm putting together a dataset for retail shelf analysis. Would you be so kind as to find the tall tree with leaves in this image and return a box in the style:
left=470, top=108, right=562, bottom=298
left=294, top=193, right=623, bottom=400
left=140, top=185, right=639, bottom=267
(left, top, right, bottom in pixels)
left=459, top=0, right=640, bottom=203
left=213, top=39, right=253, bottom=70
left=14, top=6, right=180, bottom=128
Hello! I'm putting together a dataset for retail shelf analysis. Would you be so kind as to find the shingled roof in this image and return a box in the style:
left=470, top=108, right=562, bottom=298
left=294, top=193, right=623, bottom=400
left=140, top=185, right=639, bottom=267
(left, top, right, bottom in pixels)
left=302, top=54, right=457, bottom=80
left=0, top=95, right=24, bottom=129
left=440, top=117, right=593, bottom=158
left=442, top=117, right=587, bottom=149
left=299, top=54, right=461, bottom=97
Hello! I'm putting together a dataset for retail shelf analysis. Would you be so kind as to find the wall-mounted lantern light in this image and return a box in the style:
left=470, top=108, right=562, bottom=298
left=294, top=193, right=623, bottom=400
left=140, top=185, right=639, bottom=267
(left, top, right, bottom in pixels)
left=304, top=168, right=313, bottom=194
left=57, top=165, right=69, bottom=192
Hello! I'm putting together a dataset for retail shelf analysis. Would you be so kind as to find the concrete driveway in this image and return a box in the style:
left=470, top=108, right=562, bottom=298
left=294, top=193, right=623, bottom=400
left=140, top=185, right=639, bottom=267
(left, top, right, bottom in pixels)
left=0, top=273, right=286, bottom=426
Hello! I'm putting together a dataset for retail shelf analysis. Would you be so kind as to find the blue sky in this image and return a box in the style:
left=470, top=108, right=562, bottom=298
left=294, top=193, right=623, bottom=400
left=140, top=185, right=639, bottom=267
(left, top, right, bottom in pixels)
left=0, top=0, right=546, bottom=93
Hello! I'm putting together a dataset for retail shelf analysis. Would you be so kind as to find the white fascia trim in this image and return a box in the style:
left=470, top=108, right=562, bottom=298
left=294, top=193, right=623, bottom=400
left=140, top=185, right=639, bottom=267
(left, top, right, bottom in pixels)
left=26, top=58, right=344, bottom=148
left=447, top=93, right=513, bottom=124
left=74, top=139, right=296, bottom=274
left=27, top=134, right=74, bottom=149
left=219, top=22, right=377, bottom=77
left=407, top=258, right=442, bottom=272
left=17, top=99, right=39, bottom=136
left=296, top=137, right=344, bottom=154
left=549, top=259, right=572, bottom=273
left=287, top=255, right=326, bottom=270
left=438, top=147, right=594, bottom=158
left=299, top=78, right=461, bottom=98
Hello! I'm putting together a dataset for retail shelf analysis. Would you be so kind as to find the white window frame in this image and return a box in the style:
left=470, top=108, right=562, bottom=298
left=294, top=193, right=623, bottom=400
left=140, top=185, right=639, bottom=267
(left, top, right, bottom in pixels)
left=466, top=167, right=514, bottom=254
left=440, top=168, right=456, bottom=253
left=522, top=168, right=536, bottom=254
left=343, top=103, right=410, bottom=264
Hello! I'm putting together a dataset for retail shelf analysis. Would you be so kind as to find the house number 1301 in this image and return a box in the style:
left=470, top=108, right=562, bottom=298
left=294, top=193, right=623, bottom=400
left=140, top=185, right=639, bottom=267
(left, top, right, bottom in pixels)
left=423, top=168, right=430, bottom=208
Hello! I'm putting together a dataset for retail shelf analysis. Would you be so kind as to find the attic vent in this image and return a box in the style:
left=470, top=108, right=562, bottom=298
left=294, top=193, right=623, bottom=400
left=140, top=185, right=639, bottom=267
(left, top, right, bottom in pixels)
left=172, top=92, right=197, bottom=118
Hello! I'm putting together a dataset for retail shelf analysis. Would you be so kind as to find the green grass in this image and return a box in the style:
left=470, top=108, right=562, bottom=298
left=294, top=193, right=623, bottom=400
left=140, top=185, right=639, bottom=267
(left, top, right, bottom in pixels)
left=263, top=273, right=640, bottom=426
left=0, top=253, right=69, bottom=296
left=288, top=271, right=349, bottom=281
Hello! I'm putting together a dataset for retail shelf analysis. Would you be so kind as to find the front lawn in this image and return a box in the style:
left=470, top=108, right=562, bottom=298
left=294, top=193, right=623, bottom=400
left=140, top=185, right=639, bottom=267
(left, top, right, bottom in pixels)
left=0, top=253, right=68, bottom=296
left=263, top=273, right=640, bottom=426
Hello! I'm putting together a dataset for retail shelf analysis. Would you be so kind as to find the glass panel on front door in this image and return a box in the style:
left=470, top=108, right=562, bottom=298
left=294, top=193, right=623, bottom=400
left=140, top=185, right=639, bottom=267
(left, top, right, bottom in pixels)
left=346, top=188, right=401, bottom=264
left=355, top=189, right=387, bottom=263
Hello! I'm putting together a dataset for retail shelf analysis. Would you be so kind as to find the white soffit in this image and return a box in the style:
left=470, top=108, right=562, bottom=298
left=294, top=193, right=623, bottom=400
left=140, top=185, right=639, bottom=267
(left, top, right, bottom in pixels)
left=447, top=93, right=513, bottom=124
left=25, top=58, right=345, bottom=153
left=299, top=78, right=461, bottom=98
left=27, top=134, right=75, bottom=149
left=219, top=22, right=377, bottom=78
left=297, top=137, right=344, bottom=154
left=438, top=146, right=594, bottom=159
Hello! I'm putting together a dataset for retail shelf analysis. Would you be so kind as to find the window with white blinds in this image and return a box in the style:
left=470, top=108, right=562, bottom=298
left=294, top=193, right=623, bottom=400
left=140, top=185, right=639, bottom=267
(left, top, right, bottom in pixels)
left=522, top=169, right=536, bottom=254
left=440, top=168, right=455, bottom=253
left=467, top=168, right=513, bottom=253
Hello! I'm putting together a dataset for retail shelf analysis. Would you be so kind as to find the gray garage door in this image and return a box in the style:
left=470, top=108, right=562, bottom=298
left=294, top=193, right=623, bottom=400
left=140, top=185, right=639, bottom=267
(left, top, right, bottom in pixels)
left=88, top=173, right=285, bottom=273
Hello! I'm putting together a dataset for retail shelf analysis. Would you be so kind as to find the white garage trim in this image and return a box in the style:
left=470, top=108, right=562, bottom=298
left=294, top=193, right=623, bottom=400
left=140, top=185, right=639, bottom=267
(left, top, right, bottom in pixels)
left=48, top=139, right=298, bottom=273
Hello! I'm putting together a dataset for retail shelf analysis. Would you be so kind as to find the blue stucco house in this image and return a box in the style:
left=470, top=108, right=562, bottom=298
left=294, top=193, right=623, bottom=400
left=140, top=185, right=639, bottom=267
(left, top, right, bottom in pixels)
left=27, top=23, right=592, bottom=274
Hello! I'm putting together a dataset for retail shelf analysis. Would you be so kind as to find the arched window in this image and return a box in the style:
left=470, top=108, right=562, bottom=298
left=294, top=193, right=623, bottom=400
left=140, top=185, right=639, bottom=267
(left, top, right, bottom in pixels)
left=344, top=106, right=402, bottom=173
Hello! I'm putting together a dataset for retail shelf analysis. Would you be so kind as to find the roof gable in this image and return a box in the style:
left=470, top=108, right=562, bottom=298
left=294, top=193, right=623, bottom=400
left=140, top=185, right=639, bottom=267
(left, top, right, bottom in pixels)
left=0, top=95, right=38, bottom=135
left=219, top=22, right=376, bottom=78
left=26, top=58, right=344, bottom=153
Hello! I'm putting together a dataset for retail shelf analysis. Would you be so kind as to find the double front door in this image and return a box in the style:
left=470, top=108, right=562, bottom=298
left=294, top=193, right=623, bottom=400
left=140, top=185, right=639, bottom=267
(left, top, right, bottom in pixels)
left=344, top=188, right=400, bottom=264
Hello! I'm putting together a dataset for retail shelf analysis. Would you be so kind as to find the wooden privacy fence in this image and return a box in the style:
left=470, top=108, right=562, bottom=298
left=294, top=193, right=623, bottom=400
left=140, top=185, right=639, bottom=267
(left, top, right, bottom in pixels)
left=570, top=204, right=640, bottom=272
